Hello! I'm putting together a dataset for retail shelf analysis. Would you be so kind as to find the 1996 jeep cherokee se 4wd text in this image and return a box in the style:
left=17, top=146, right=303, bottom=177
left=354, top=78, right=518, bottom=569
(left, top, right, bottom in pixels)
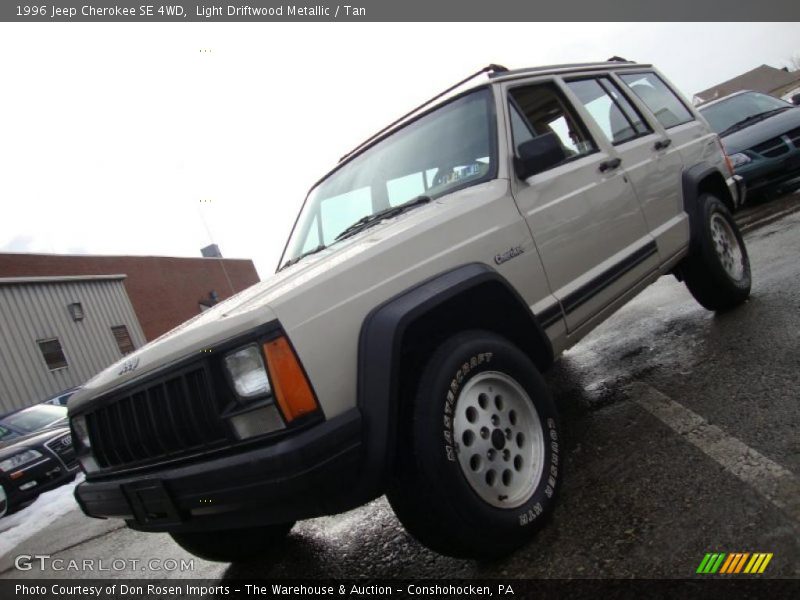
left=69, top=61, right=751, bottom=561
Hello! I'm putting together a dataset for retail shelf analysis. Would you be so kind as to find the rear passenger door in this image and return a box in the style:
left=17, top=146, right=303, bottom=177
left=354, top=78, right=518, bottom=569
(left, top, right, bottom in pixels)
left=615, top=70, right=711, bottom=260
left=505, top=79, right=658, bottom=333
left=564, top=74, right=687, bottom=263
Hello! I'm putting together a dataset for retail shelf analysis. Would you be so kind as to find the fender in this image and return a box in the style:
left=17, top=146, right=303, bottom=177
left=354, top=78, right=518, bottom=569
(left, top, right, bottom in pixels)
left=682, top=162, right=732, bottom=251
left=354, top=263, right=554, bottom=501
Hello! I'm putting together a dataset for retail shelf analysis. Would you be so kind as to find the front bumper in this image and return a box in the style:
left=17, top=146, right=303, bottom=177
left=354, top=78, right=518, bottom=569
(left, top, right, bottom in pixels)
left=4, top=457, right=78, bottom=509
left=727, top=174, right=747, bottom=209
left=736, top=149, right=800, bottom=194
left=74, top=409, right=363, bottom=532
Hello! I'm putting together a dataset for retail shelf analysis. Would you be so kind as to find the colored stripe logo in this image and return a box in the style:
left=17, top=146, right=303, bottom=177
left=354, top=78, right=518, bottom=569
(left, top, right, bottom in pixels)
left=696, top=552, right=773, bottom=574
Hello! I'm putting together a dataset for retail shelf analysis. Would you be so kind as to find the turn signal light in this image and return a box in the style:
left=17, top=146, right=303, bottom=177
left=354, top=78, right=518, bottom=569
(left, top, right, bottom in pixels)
left=716, top=136, right=735, bottom=175
left=263, top=336, right=319, bottom=422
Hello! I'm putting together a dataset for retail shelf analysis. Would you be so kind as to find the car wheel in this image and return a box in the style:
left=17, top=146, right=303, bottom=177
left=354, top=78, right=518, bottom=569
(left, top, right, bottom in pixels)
left=387, top=330, right=561, bottom=558
left=683, top=193, right=751, bottom=311
left=0, top=484, right=8, bottom=518
left=169, top=521, right=295, bottom=562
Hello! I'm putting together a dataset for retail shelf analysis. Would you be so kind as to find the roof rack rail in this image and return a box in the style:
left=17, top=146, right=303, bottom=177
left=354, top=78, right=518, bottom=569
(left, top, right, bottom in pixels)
left=339, top=63, right=508, bottom=162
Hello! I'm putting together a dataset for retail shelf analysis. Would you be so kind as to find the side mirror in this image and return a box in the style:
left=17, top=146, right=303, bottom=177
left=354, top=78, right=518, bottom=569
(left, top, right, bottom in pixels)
left=514, top=133, right=567, bottom=180
left=791, top=93, right=800, bottom=106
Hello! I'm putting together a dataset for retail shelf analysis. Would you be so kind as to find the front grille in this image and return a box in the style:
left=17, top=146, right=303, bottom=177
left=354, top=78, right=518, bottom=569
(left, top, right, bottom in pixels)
left=751, top=137, right=790, bottom=158
left=47, top=434, right=78, bottom=470
left=85, top=363, right=230, bottom=470
left=787, top=127, right=800, bottom=148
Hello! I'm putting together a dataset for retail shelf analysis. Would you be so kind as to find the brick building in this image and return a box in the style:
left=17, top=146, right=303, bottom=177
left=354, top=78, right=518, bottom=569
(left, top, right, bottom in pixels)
left=0, top=253, right=261, bottom=341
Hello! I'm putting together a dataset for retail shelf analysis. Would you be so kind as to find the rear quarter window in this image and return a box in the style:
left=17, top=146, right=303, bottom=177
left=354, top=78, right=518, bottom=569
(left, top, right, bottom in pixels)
left=619, top=72, right=694, bottom=129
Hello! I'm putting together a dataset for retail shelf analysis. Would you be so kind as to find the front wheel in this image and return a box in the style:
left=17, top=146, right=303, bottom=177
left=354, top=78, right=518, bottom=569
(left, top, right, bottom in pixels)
left=387, top=330, right=562, bottom=558
left=169, top=521, right=295, bottom=562
left=683, top=194, right=751, bottom=311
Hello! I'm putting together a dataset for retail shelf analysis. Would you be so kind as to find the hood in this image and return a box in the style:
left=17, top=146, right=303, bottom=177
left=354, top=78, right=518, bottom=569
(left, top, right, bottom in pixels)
left=0, top=426, right=70, bottom=459
left=68, top=193, right=449, bottom=414
left=720, top=107, right=800, bottom=154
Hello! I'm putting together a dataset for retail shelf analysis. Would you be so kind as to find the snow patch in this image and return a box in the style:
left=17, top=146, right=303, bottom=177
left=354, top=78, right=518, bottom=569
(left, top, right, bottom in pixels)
left=0, top=475, right=83, bottom=557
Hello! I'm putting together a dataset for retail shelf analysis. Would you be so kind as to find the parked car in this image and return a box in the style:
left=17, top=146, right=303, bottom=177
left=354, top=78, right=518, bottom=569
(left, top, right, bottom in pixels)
left=69, top=60, right=750, bottom=561
left=698, top=90, right=800, bottom=197
left=0, top=404, right=68, bottom=438
left=41, top=387, right=81, bottom=407
left=0, top=426, right=78, bottom=517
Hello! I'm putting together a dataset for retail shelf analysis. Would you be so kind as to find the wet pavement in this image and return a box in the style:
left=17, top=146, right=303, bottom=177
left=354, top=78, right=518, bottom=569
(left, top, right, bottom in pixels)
left=2, top=193, right=799, bottom=580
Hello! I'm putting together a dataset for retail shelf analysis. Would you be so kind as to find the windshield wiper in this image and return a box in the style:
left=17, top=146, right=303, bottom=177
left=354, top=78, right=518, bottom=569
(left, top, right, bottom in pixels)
left=334, top=195, right=432, bottom=243
left=279, top=243, right=327, bottom=271
left=719, top=107, right=790, bottom=136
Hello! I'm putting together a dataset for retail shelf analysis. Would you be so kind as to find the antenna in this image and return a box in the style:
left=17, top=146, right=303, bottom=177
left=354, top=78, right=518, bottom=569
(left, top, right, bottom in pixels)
left=197, top=203, right=236, bottom=296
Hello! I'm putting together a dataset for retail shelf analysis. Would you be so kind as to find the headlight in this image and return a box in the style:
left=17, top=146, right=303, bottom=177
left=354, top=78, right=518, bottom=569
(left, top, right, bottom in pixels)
left=0, top=449, right=43, bottom=473
left=71, top=415, right=91, bottom=449
left=223, top=344, right=271, bottom=399
left=728, top=153, right=752, bottom=168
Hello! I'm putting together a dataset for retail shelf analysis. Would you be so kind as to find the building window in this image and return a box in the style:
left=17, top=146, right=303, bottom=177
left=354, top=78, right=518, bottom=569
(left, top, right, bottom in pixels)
left=111, top=325, right=136, bottom=356
left=68, top=302, right=84, bottom=321
left=38, top=338, right=68, bottom=371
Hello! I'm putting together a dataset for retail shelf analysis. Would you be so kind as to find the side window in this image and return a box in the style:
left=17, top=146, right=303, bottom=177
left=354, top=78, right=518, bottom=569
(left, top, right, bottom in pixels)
left=509, top=83, right=596, bottom=176
left=619, top=72, right=694, bottom=129
left=566, top=77, right=651, bottom=144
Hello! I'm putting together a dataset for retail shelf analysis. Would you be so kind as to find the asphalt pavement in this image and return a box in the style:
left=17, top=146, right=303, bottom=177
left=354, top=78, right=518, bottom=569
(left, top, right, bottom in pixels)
left=2, top=192, right=799, bottom=581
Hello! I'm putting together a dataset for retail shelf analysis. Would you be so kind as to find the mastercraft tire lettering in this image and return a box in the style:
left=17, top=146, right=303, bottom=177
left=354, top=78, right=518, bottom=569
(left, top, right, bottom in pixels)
left=387, top=330, right=562, bottom=558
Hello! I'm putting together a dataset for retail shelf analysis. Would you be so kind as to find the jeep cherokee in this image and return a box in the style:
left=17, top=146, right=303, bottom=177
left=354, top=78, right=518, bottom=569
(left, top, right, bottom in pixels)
left=69, top=60, right=750, bottom=561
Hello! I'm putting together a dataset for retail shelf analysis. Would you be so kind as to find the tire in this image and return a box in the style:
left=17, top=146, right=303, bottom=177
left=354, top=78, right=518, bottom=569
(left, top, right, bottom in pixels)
left=387, top=330, right=561, bottom=559
left=169, top=521, right=295, bottom=562
left=683, top=194, right=751, bottom=311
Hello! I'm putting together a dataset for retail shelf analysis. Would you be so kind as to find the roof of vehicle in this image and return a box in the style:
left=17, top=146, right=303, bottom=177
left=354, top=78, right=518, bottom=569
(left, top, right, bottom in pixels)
left=337, top=59, right=652, bottom=164
left=42, top=386, right=80, bottom=403
left=488, top=60, right=651, bottom=82
left=697, top=89, right=788, bottom=110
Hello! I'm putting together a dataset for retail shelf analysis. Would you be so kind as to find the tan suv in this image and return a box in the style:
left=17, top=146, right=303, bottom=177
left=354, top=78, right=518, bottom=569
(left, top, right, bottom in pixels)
left=68, top=60, right=750, bottom=561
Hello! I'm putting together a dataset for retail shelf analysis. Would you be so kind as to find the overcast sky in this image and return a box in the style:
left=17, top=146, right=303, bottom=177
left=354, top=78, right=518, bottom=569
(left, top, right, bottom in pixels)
left=1, top=22, right=798, bottom=278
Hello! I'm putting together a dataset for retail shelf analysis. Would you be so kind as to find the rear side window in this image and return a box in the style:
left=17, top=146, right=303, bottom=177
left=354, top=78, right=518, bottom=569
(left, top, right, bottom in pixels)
left=566, top=78, right=651, bottom=144
left=619, top=72, right=694, bottom=129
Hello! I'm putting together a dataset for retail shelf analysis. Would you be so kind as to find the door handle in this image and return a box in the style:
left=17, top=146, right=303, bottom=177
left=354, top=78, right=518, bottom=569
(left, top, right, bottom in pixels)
left=599, top=157, right=622, bottom=172
left=654, top=138, right=672, bottom=150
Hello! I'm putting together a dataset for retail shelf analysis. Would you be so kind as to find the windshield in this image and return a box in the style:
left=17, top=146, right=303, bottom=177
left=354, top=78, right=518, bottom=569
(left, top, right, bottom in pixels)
left=1, top=404, right=67, bottom=434
left=0, top=425, right=19, bottom=442
left=700, top=91, right=792, bottom=134
left=280, top=88, right=496, bottom=269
